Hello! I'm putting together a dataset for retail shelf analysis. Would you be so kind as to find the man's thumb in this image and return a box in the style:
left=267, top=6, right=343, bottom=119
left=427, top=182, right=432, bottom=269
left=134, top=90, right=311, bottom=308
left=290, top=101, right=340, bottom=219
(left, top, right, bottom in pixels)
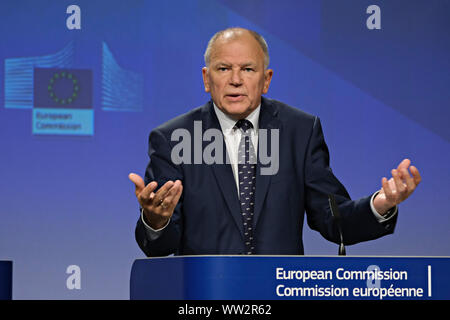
left=128, top=173, right=145, bottom=194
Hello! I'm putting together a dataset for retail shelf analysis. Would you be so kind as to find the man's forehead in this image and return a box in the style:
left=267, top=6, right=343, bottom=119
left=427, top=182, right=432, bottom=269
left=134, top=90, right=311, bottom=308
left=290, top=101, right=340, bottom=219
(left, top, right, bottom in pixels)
left=209, top=34, right=264, bottom=64
left=212, top=60, right=258, bottom=67
left=214, top=31, right=257, bottom=48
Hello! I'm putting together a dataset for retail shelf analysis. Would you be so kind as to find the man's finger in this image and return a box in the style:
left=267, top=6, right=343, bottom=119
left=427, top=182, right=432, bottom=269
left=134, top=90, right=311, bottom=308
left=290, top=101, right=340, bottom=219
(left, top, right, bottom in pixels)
left=172, top=183, right=183, bottom=208
left=410, top=165, right=422, bottom=185
left=397, top=158, right=411, bottom=171
left=382, top=177, right=394, bottom=201
left=140, top=181, right=158, bottom=201
left=401, top=167, right=415, bottom=193
left=165, top=182, right=184, bottom=214
left=162, top=181, right=183, bottom=209
left=392, top=169, right=406, bottom=196
left=152, top=180, right=175, bottom=205
left=129, top=173, right=145, bottom=196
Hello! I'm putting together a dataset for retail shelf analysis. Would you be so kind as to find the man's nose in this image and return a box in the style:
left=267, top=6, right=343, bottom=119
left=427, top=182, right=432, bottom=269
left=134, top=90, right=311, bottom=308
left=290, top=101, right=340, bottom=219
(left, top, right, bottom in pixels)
left=229, top=69, right=243, bottom=86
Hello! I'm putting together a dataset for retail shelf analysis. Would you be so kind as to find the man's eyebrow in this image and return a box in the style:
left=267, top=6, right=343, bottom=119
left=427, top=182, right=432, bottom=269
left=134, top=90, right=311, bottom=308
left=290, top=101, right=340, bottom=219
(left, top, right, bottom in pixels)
left=240, top=62, right=257, bottom=67
left=213, top=62, right=231, bottom=67
left=212, top=62, right=258, bottom=68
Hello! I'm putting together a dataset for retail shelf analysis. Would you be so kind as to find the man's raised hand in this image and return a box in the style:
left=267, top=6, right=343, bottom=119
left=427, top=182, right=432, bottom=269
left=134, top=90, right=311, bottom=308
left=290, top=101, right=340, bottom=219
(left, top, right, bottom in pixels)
left=129, top=173, right=183, bottom=229
left=373, top=159, right=421, bottom=215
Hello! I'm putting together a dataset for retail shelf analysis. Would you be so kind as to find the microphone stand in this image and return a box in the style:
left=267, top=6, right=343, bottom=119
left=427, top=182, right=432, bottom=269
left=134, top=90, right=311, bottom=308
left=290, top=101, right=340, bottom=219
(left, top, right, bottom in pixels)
left=328, top=194, right=346, bottom=256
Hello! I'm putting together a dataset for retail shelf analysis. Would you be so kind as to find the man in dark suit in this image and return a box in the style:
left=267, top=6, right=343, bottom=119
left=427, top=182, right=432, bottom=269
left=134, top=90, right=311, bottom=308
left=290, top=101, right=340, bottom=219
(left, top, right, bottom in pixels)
left=129, top=27, right=421, bottom=256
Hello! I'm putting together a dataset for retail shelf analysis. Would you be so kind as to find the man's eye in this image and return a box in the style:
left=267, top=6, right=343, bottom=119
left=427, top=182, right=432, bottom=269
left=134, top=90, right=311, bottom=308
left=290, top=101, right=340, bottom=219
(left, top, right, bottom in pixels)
left=218, top=67, right=228, bottom=71
left=244, top=68, right=254, bottom=72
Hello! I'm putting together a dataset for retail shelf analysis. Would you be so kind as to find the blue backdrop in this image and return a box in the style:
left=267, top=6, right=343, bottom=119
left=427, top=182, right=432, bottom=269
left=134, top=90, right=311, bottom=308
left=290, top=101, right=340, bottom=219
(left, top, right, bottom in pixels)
left=0, top=0, right=449, bottom=299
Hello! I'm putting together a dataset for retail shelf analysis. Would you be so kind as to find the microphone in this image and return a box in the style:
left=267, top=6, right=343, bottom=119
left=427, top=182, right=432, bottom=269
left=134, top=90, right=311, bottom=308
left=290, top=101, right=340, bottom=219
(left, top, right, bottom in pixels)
left=328, top=194, right=346, bottom=256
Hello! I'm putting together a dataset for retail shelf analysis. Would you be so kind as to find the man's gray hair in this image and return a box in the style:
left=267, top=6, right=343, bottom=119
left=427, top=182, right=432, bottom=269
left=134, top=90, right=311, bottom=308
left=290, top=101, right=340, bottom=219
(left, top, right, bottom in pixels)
left=204, top=27, right=270, bottom=69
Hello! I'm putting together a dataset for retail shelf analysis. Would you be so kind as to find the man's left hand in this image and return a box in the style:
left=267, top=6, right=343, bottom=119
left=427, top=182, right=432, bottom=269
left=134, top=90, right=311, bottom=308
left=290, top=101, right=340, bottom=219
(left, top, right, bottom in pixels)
left=373, top=158, right=421, bottom=215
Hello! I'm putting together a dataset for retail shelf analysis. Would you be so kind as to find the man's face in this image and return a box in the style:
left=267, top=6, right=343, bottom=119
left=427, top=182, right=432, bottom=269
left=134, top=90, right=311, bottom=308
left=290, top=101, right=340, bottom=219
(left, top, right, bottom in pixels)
left=202, top=32, right=273, bottom=120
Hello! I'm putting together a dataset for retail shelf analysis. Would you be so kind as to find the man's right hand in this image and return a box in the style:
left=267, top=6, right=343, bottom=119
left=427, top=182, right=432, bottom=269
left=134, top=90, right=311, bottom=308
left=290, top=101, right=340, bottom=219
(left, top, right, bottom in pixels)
left=128, top=173, right=183, bottom=230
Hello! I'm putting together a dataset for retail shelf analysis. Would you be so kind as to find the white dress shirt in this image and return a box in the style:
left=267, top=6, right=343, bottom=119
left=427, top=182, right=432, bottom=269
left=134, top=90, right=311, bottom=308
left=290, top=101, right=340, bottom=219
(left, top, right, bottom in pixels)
left=213, top=103, right=260, bottom=196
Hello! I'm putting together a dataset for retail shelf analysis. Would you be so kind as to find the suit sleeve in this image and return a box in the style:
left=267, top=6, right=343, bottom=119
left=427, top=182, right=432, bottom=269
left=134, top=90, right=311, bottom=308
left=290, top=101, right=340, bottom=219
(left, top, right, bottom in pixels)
left=135, top=128, right=184, bottom=256
left=304, top=117, right=397, bottom=246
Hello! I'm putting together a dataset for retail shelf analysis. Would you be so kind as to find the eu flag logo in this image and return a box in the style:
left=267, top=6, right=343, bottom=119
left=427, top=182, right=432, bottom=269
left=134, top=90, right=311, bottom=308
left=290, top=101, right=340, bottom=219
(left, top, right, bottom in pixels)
left=33, top=68, right=94, bottom=135
left=34, top=68, right=92, bottom=109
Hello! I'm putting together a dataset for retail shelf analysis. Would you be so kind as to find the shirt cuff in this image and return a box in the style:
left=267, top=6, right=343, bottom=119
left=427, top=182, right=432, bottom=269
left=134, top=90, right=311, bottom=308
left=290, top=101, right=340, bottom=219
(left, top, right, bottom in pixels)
left=370, top=191, right=397, bottom=223
left=140, top=207, right=170, bottom=241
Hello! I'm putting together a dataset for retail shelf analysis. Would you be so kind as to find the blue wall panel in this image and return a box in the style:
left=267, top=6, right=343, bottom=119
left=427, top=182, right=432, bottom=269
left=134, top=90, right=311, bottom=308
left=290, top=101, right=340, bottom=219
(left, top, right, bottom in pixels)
left=0, top=0, right=448, bottom=299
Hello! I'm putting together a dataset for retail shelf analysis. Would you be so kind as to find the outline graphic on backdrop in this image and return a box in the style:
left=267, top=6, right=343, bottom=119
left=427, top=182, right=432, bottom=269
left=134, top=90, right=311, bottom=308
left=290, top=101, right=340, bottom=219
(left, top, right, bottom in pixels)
left=4, top=41, right=145, bottom=136
left=33, top=67, right=93, bottom=135
left=4, top=42, right=74, bottom=109
left=102, top=42, right=143, bottom=112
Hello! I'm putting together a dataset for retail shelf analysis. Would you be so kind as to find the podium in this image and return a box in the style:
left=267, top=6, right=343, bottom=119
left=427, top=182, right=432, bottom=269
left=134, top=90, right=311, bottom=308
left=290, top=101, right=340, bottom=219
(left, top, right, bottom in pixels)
left=0, top=261, right=12, bottom=300
left=130, top=256, right=450, bottom=300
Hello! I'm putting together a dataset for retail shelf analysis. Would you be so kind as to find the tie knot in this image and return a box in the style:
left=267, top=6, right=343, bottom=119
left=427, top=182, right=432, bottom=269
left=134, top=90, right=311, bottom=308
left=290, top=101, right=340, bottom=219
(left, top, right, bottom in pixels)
left=235, top=119, right=253, bottom=133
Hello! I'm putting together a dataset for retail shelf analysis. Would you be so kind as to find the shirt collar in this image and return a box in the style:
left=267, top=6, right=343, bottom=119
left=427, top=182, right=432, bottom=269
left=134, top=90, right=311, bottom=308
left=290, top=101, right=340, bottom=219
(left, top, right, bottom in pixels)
left=213, top=102, right=260, bottom=133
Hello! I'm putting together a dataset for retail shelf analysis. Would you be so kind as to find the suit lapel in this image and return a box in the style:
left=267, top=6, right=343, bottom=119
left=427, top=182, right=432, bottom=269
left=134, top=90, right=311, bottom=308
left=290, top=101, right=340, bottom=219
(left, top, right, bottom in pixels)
left=253, top=98, right=281, bottom=229
left=202, top=102, right=244, bottom=238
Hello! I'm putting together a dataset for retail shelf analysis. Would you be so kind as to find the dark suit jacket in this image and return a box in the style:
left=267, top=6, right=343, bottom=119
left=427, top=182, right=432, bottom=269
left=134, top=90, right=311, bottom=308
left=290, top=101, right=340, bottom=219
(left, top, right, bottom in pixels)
left=135, top=97, right=397, bottom=256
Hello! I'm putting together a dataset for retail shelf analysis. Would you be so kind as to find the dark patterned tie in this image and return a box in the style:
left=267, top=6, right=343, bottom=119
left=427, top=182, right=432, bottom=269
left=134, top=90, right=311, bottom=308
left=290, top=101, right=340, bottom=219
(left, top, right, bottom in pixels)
left=235, top=119, right=257, bottom=254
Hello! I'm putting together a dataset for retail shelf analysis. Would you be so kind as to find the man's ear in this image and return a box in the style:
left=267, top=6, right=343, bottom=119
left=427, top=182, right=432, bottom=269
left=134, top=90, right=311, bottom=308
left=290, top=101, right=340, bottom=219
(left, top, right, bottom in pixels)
left=262, top=69, right=273, bottom=94
left=202, top=67, right=210, bottom=93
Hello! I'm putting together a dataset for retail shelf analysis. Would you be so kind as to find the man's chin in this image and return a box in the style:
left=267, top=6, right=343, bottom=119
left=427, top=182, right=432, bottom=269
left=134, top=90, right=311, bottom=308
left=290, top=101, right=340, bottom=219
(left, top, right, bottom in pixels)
left=221, top=103, right=254, bottom=119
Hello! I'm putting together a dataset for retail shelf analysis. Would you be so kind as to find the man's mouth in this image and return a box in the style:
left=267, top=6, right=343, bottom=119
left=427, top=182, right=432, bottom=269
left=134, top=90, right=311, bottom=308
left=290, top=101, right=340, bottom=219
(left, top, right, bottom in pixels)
left=225, top=94, right=246, bottom=101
